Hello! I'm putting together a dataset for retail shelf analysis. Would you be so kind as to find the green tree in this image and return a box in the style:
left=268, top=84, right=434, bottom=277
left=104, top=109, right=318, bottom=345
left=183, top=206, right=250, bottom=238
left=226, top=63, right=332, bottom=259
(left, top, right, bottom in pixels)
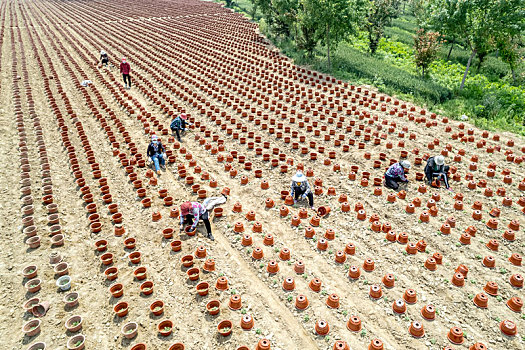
left=429, top=0, right=525, bottom=89
left=428, top=0, right=467, bottom=60
left=414, top=29, right=442, bottom=77
left=302, top=0, right=367, bottom=69
left=365, top=0, right=400, bottom=55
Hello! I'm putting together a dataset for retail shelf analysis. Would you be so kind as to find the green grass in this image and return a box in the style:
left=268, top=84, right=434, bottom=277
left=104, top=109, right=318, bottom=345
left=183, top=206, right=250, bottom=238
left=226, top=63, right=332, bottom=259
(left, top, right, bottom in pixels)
left=220, top=1, right=525, bottom=135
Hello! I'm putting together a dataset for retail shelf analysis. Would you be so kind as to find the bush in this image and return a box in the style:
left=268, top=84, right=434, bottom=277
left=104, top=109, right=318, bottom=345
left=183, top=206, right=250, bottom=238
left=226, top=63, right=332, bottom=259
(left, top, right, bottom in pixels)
left=331, top=45, right=452, bottom=102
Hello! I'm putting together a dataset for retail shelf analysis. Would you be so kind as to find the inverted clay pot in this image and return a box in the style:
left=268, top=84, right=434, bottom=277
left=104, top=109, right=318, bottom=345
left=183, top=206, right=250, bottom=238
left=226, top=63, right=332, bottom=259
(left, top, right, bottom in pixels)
left=499, top=320, right=517, bottom=337
left=240, top=314, right=254, bottom=330
left=506, top=296, right=523, bottom=312
left=408, top=321, right=425, bottom=338
left=368, top=339, right=384, bottom=350
left=421, top=304, right=436, bottom=320
left=447, top=326, right=464, bottom=344
left=315, top=320, right=330, bottom=335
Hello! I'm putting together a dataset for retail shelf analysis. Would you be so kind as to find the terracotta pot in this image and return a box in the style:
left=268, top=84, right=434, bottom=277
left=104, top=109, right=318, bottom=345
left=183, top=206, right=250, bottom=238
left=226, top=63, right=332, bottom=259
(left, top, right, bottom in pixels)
left=217, top=320, right=232, bottom=336
left=206, top=300, right=220, bottom=315
left=506, top=296, right=523, bottom=312
left=451, top=272, right=465, bottom=287
left=509, top=253, right=522, bottom=266
left=67, top=334, right=85, bottom=350
left=64, top=292, right=78, bottom=308
left=473, top=292, right=488, bottom=308
left=255, top=339, right=271, bottom=350
left=346, top=315, right=362, bottom=332
left=65, top=315, right=83, bottom=332
left=368, top=339, right=383, bottom=350
left=315, top=320, right=329, bottom=335
left=130, top=344, right=146, bottom=350
left=216, top=276, right=229, bottom=291
left=392, top=298, right=407, bottom=314
left=121, top=322, right=138, bottom=339
left=23, top=319, right=41, bottom=337
left=510, top=274, right=523, bottom=288
left=114, top=302, right=128, bottom=317
left=482, top=255, right=495, bottom=268
left=408, top=321, right=425, bottom=338
left=500, top=320, right=517, bottom=336
left=196, top=282, right=209, bottom=296
left=171, top=240, right=182, bottom=252
left=295, top=294, right=309, bottom=310
left=158, top=319, right=173, bottom=336
left=421, top=304, right=435, bottom=320
left=140, top=281, right=154, bottom=295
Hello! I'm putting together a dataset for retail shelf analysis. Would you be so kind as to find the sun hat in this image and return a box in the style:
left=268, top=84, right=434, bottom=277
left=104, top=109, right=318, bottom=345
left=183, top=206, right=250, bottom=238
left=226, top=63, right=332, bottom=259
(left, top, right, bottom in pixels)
left=180, top=201, right=192, bottom=216
left=400, top=160, right=411, bottom=169
left=122, top=57, right=126, bottom=62
left=292, top=171, right=306, bottom=182
left=435, top=155, right=445, bottom=165
left=100, top=50, right=105, bottom=55
left=180, top=113, right=188, bottom=120
left=151, top=134, right=158, bottom=141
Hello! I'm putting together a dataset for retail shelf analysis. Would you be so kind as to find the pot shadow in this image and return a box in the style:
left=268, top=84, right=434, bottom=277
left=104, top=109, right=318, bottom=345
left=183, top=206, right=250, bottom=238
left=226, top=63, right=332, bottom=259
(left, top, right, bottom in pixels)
left=121, top=335, right=137, bottom=347
left=149, top=312, right=163, bottom=321
left=185, top=278, right=199, bottom=287
left=64, top=303, right=79, bottom=312
left=140, top=292, right=154, bottom=299
left=22, top=333, right=40, bottom=345
left=99, top=263, right=113, bottom=273
left=109, top=296, right=123, bottom=305
left=113, top=314, right=127, bottom=324
left=24, top=290, right=40, bottom=299
left=25, top=245, right=40, bottom=254
left=215, top=333, right=232, bottom=343
left=169, top=249, right=182, bottom=256
left=204, top=312, right=220, bottom=322
left=156, top=332, right=173, bottom=341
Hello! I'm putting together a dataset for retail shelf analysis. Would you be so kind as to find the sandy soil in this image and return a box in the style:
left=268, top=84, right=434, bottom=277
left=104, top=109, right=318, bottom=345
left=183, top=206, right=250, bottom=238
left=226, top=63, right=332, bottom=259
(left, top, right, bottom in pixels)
left=0, top=0, right=523, bottom=350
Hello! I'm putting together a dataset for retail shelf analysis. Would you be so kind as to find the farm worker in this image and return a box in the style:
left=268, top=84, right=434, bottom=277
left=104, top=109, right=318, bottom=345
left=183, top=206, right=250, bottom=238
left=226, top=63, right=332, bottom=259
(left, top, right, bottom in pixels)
left=424, top=155, right=451, bottom=190
left=147, top=134, right=166, bottom=175
left=100, top=50, right=109, bottom=67
left=170, top=113, right=192, bottom=141
left=384, top=160, right=411, bottom=190
left=120, top=57, right=131, bottom=89
left=290, top=171, right=314, bottom=209
left=180, top=201, right=214, bottom=240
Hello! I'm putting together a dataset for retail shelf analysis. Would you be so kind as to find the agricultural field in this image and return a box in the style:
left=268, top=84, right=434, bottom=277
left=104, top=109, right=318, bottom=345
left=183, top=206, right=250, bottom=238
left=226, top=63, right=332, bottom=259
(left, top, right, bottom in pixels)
left=0, top=0, right=523, bottom=350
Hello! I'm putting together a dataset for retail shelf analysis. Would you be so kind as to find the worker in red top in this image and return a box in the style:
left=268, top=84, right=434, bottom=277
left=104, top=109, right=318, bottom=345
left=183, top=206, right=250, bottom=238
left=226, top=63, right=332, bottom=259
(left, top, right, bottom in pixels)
left=120, top=57, right=131, bottom=89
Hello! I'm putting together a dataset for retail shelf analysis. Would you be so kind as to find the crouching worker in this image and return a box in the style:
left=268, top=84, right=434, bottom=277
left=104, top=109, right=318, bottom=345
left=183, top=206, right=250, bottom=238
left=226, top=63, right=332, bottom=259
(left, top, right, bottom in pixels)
left=384, top=160, right=411, bottom=190
left=170, top=113, right=192, bottom=142
left=147, top=135, right=166, bottom=175
left=180, top=201, right=214, bottom=240
left=425, top=155, right=451, bottom=190
left=290, top=171, right=314, bottom=209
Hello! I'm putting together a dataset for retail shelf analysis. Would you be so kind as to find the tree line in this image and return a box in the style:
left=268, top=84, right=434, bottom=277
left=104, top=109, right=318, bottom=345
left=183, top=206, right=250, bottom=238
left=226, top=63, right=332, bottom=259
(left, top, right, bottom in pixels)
left=238, top=0, right=524, bottom=88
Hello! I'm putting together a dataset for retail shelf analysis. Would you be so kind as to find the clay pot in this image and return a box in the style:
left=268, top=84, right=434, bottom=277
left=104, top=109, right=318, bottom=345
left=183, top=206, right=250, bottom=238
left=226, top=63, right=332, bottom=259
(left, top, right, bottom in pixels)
left=217, top=320, right=233, bottom=336
left=486, top=239, right=499, bottom=251
left=255, top=339, right=271, bottom=350
left=473, top=292, right=489, bottom=308
left=216, top=276, right=229, bottom=291
left=294, top=261, right=305, bottom=274
left=295, top=294, right=309, bottom=310
left=482, top=256, right=495, bottom=268
left=64, top=292, right=79, bottom=308
left=326, top=293, right=340, bottom=308
left=447, top=326, right=464, bottom=344
left=25, top=342, right=46, bottom=350
left=140, top=281, right=154, bottom=295
left=506, top=296, right=523, bottom=312
left=206, top=300, right=220, bottom=315
left=187, top=267, right=200, bottom=281
left=25, top=278, right=41, bottom=293
left=240, top=314, right=254, bottom=330
left=158, top=320, right=173, bottom=336
left=315, top=320, right=330, bottom=335
left=368, top=339, right=383, bottom=350
left=282, top=277, right=295, bottom=291
left=510, top=274, right=523, bottom=288
left=67, top=334, right=85, bottom=350
left=347, top=315, right=362, bottom=332
left=23, top=265, right=38, bottom=279
left=408, top=321, right=425, bottom=338
left=421, top=304, right=435, bottom=320
left=65, top=315, right=83, bottom=332
left=23, top=319, right=41, bottom=337
left=499, top=320, right=517, bottom=336
left=171, top=240, right=182, bottom=252
left=121, top=322, right=138, bottom=339
left=129, top=251, right=141, bottom=264
left=150, top=300, right=164, bottom=316
left=130, top=344, right=146, bottom=350
left=392, top=299, right=407, bottom=314
left=509, top=253, right=522, bottom=266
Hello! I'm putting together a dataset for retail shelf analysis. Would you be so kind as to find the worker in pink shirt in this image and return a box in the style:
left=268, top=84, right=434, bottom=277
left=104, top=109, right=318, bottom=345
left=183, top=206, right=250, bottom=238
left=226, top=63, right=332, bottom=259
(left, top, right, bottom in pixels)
left=120, top=57, right=131, bottom=89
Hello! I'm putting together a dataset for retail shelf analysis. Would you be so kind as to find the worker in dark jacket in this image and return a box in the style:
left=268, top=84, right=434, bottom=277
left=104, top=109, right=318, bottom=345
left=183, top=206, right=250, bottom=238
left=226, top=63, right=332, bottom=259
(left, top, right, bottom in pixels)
left=384, top=160, right=411, bottom=190
left=170, top=113, right=191, bottom=141
left=120, top=57, right=131, bottom=89
left=425, top=155, right=451, bottom=190
left=290, top=171, right=314, bottom=209
left=100, top=50, right=109, bottom=67
left=147, top=135, right=166, bottom=175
